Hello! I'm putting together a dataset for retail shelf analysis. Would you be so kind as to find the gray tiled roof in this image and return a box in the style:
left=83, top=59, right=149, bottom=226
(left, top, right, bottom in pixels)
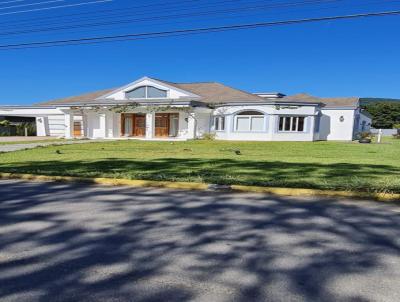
left=34, top=79, right=266, bottom=106
left=34, top=79, right=359, bottom=108
left=281, top=93, right=359, bottom=107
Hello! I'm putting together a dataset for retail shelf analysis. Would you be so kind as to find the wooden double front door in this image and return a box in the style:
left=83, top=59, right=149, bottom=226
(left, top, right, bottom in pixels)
left=121, top=113, right=146, bottom=137
left=155, top=113, right=179, bottom=137
left=121, top=113, right=179, bottom=138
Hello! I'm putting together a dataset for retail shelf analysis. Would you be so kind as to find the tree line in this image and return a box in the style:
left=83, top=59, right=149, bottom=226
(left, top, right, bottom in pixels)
left=360, top=98, right=400, bottom=129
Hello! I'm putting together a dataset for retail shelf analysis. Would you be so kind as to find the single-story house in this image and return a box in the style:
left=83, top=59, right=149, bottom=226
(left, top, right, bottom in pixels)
left=0, top=76, right=371, bottom=141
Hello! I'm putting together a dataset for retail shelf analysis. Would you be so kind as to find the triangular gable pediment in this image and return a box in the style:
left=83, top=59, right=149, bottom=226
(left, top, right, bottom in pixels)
left=96, top=76, right=201, bottom=101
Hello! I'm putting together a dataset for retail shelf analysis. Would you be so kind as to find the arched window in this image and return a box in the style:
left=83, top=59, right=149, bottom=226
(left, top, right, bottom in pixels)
left=235, top=110, right=265, bottom=132
left=126, top=86, right=167, bottom=99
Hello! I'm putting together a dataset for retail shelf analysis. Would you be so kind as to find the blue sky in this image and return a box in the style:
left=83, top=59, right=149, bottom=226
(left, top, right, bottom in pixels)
left=0, top=0, right=400, bottom=105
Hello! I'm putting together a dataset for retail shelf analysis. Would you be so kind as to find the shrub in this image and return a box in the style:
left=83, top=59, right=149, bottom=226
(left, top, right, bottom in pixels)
left=393, top=124, right=400, bottom=138
left=0, top=120, right=10, bottom=127
left=201, top=133, right=216, bottom=140
left=15, top=122, right=36, bottom=136
left=359, top=131, right=372, bottom=139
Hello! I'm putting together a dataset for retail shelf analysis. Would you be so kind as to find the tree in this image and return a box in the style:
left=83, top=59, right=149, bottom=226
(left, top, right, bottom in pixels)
left=363, top=102, right=400, bottom=129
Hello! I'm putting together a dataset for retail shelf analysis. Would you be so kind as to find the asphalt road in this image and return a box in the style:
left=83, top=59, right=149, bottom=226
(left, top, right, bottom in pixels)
left=0, top=180, right=399, bottom=302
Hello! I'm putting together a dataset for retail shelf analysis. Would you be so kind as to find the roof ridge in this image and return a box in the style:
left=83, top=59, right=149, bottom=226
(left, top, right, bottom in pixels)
left=177, top=81, right=218, bottom=84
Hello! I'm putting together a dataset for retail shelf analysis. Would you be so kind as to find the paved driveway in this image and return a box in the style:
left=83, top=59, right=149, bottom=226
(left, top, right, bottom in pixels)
left=0, top=139, right=97, bottom=153
left=1, top=180, right=399, bottom=302
left=0, top=137, right=60, bottom=143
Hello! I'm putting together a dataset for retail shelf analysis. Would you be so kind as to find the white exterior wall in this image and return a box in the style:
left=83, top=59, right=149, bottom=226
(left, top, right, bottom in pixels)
left=195, top=110, right=212, bottom=138
left=86, top=112, right=107, bottom=138
left=319, top=108, right=356, bottom=141
left=212, top=104, right=318, bottom=141
left=47, top=115, right=66, bottom=137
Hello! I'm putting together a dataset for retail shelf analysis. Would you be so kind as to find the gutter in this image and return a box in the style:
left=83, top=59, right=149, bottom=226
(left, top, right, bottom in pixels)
left=0, top=106, right=58, bottom=109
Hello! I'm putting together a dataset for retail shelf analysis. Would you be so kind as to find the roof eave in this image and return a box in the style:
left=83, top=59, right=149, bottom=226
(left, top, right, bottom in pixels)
left=211, top=100, right=322, bottom=107
left=53, top=100, right=205, bottom=108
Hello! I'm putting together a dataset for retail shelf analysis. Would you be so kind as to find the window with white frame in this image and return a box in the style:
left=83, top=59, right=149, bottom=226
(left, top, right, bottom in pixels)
left=126, top=86, right=167, bottom=99
left=235, top=111, right=265, bottom=132
left=213, top=116, right=225, bottom=131
left=278, top=116, right=305, bottom=132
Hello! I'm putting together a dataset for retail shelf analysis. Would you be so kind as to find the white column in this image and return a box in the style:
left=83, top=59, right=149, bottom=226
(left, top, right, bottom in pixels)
left=82, top=113, right=88, bottom=138
left=99, top=113, right=106, bottom=138
left=64, top=112, right=73, bottom=138
left=309, top=115, right=316, bottom=141
left=267, top=115, right=276, bottom=141
left=146, top=112, right=155, bottom=139
left=104, top=111, right=114, bottom=138
left=187, top=112, right=197, bottom=139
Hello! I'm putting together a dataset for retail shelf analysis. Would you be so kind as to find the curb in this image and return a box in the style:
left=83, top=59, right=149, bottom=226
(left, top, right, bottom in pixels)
left=0, top=172, right=399, bottom=202
left=231, top=185, right=400, bottom=202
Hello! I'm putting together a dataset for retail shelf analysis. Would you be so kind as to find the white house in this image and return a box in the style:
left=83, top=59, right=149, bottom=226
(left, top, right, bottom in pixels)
left=0, top=76, right=371, bottom=141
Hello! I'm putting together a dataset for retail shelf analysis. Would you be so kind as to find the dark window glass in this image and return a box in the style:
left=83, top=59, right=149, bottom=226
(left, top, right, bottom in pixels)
left=237, top=111, right=264, bottom=116
left=126, top=86, right=146, bottom=98
left=298, top=117, right=305, bottom=131
left=147, top=86, right=167, bottom=98
left=221, top=116, right=225, bottom=130
left=284, top=117, right=291, bottom=131
left=126, top=86, right=167, bottom=98
left=279, top=117, right=284, bottom=131
left=214, top=116, right=225, bottom=131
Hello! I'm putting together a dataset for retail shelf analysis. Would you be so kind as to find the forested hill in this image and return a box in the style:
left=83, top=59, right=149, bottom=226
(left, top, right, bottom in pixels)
left=360, top=98, right=400, bottom=105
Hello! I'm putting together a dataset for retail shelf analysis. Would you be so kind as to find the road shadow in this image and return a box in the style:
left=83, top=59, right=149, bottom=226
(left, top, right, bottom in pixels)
left=0, top=180, right=400, bottom=301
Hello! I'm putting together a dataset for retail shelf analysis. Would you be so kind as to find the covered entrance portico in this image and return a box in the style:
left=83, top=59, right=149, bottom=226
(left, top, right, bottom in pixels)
left=61, top=105, right=201, bottom=140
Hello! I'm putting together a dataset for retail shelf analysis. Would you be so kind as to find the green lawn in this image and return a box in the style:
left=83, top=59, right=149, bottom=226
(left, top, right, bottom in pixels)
left=0, top=138, right=399, bottom=193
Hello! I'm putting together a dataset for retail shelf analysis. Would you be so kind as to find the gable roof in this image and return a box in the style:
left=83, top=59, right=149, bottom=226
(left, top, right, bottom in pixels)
left=117, top=77, right=266, bottom=103
left=35, top=77, right=265, bottom=106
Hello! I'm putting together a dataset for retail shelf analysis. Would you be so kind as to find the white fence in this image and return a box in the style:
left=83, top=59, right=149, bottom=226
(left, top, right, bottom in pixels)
left=370, top=128, right=398, bottom=136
